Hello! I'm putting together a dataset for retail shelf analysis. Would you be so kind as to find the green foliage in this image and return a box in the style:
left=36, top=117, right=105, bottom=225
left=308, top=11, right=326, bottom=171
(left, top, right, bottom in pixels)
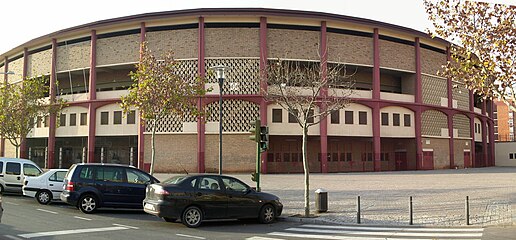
left=424, top=0, right=516, bottom=109
left=0, top=76, right=65, bottom=157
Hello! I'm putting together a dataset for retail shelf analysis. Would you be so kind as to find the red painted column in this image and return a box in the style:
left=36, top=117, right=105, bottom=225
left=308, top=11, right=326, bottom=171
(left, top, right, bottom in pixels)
left=469, top=90, right=475, bottom=167
left=47, top=39, right=58, bottom=168
left=415, top=38, right=423, bottom=169
left=319, top=21, right=328, bottom=173
left=20, top=48, right=29, bottom=159
left=481, top=101, right=487, bottom=167
left=138, top=22, right=146, bottom=170
left=259, top=17, right=268, bottom=174
left=446, top=47, right=454, bottom=168
left=489, top=101, right=495, bottom=166
left=372, top=28, right=381, bottom=172
left=0, top=57, right=8, bottom=157
left=87, top=30, right=97, bottom=163
left=197, top=17, right=206, bottom=173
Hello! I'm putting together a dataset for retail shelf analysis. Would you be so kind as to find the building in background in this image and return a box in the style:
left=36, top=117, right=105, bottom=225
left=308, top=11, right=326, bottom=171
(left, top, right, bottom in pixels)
left=494, top=99, right=515, bottom=142
left=0, top=9, right=495, bottom=173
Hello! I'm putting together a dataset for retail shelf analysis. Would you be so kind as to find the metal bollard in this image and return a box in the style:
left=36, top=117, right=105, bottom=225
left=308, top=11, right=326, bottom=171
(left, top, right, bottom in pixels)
left=357, top=196, right=361, bottom=224
left=409, top=196, right=413, bottom=225
left=315, top=189, right=328, bottom=213
left=465, top=196, right=470, bottom=225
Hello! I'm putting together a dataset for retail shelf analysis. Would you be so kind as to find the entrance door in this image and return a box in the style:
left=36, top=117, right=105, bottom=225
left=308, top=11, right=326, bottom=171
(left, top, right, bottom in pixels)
left=421, top=151, right=434, bottom=170
left=464, top=152, right=471, bottom=168
left=395, top=152, right=407, bottom=171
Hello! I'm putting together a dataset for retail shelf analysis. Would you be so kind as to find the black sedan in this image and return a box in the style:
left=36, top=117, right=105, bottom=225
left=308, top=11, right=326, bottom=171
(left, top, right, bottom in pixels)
left=143, top=174, right=283, bottom=228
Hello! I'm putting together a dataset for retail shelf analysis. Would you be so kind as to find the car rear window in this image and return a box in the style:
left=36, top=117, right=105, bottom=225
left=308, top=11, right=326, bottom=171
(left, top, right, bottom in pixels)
left=163, top=176, right=187, bottom=185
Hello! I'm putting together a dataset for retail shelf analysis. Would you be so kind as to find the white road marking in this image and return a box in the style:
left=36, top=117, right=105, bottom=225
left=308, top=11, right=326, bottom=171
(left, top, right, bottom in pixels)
left=3, top=235, right=24, bottom=240
left=73, top=216, right=92, bottom=221
left=175, top=234, right=206, bottom=239
left=5, top=202, right=19, bottom=206
left=286, top=227, right=483, bottom=238
left=246, top=237, right=286, bottom=240
left=112, top=223, right=139, bottom=229
left=36, top=209, right=58, bottom=214
left=268, top=232, right=481, bottom=240
left=301, top=224, right=484, bottom=232
left=18, top=226, right=128, bottom=239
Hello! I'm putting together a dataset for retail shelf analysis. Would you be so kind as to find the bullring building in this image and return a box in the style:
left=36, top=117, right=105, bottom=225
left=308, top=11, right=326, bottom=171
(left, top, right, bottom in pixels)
left=0, top=8, right=495, bottom=173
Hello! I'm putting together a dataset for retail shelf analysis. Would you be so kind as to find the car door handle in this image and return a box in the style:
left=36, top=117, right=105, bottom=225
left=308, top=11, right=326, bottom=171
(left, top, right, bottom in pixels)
left=17, top=177, right=21, bottom=180
left=49, top=184, right=54, bottom=186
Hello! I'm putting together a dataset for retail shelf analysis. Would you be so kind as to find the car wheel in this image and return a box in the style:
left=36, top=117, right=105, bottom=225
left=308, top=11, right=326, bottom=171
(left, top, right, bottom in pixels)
left=36, top=190, right=52, bottom=205
left=163, top=217, right=177, bottom=223
left=78, top=194, right=98, bottom=214
left=182, top=206, right=203, bottom=228
left=259, top=204, right=276, bottom=224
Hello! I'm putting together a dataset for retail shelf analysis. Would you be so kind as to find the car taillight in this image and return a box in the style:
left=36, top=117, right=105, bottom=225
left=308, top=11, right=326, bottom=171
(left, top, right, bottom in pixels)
left=66, top=182, right=74, bottom=191
left=155, top=188, right=170, bottom=196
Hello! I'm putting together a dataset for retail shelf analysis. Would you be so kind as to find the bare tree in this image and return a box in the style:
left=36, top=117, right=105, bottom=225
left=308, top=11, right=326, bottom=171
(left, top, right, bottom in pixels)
left=264, top=59, right=354, bottom=217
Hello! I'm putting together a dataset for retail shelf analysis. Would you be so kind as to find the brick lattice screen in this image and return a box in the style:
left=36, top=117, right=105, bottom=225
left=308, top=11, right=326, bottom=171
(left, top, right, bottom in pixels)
left=422, top=110, right=448, bottom=136
left=453, top=114, right=471, bottom=138
left=206, top=99, right=259, bottom=133
left=205, top=58, right=260, bottom=95
left=422, top=75, right=447, bottom=106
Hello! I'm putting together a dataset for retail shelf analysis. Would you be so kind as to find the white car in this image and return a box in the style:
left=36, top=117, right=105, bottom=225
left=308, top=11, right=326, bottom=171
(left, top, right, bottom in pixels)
left=23, top=169, right=68, bottom=205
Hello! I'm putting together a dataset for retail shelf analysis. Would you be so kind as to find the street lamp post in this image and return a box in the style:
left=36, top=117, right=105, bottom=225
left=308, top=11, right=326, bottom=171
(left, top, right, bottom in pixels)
left=211, top=65, right=227, bottom=175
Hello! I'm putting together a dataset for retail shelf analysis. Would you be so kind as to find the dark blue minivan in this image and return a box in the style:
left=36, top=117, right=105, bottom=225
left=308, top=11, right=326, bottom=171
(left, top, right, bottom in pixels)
left=60, top=163, right=159, bottom=213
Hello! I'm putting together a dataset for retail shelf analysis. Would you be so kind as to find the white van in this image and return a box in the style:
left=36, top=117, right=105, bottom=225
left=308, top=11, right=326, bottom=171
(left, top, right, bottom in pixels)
left=0, top=158, right=43, bottom=193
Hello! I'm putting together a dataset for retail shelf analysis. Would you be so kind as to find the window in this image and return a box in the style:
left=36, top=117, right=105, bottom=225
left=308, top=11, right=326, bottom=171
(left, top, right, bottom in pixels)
left=101, top=112, right=109, bottom=125
left=288, top=110, right=298, bottom=123
left=24, top=164, right=41, bottom=176
left=404, top=114, right=411, bottom=127
left=97, top=167, right=125, bottom=182
left=345, top=111, right=353, bottom=124
left=359, top=111, right=367, bottom=125
left=222, top=177, right=248, bottom=192
left=127, top=111, right=136, bottom=124
left=49, top=171, right=67, bottom=182
left=381, top=112, right=389, bottom=126
left=114, top=111, right=122, bottom=125
left=330, top=110, right=339, bottom=124
left=346, top=152, right=352, bottom=162
left=393, top=113, right=400, bottom=126
left=307, top=109, right=314, bottom=124
left=332, top=153, right=338, bottom=162
left=79, top=166, right=94, bottom=180
left=36, top=116, right=42, bottom=128
left=0, top=161, right=3, bottom=174
left=198, top=177, right=221, bottom=191
left=60, top=114, right=66, bottom=127
left=126, top=169, right=151, bottom=184
left=69, top=113, right=77, bottom=126
left=6, top=162, right=21, bottom=175
left=80, top=113, right=87, bottom=126
left=283, top=153, right=290, bottom=162
left=272, top=109, right=282, bottom=123
left=510, top=153, right=514, bottom=159
left=44, top=115, right=49, bottom=127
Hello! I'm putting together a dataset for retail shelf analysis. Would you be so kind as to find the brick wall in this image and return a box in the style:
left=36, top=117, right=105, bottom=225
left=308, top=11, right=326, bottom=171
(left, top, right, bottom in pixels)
left=146, top=29, right=198, bottom=59
left=8, top=58, right=23, bottom=83
left=3, top=139, right=18, bottom=158
left=28, top=49, right=52, bottom=77
left=268, top=29, right=319, bottom=60
left=144, top=134, right=198, bottom=173
left=57, top=41, right=91, bottom=72
left=327, top=33, right=373, bottom=65
left=421, top=48, right=446, bottom=76
left=204, top=134, right=256, bottom=173
left=97, top=34, right=140, bottom=66
left=452, top=80, right=470, bottom=110
left=379, top=40, right=415, bottom=72
left=422, top=137, right=449, bottom=169
left=205, top=28, right=260, bottom=58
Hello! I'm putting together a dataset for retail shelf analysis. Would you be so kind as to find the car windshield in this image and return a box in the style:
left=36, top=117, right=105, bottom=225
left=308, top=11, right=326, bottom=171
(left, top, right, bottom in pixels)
left=162, top=176, right=187, bottom=185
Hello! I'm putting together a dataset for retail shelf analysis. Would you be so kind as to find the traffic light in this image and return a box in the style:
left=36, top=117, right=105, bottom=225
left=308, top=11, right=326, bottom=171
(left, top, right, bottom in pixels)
left=251, top=172, right=258, bottom=182
left=249, top=120, right=261, bottom=142
left=259, top=126, right=269, bottom=151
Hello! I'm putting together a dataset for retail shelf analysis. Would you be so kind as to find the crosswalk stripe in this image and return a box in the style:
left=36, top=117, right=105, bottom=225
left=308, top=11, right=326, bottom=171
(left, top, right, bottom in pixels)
left=18, top=226, right=128, bottom=239
left=246, top=237, right=285, bottom=240
left=268, top=231, right=481, bottom=240
left=301, top=224, right=484, bottom=232
left=286, top=227, right=483, bottom=238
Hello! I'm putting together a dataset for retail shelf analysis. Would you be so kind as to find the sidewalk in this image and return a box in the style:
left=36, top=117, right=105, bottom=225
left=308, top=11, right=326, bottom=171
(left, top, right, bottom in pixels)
left=154, top=167, right=516, bottom=227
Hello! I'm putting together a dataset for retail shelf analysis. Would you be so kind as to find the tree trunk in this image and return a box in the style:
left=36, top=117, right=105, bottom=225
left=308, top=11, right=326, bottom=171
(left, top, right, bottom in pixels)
left=302, top=126, right=310, bottom=217
left=15, top=145, right=19, bottom=158
left=150, top=119, right=156, bottom=175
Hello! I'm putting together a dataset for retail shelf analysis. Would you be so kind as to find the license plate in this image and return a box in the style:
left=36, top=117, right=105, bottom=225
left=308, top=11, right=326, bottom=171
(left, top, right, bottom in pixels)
left=144, top=203, right=155, bottom=211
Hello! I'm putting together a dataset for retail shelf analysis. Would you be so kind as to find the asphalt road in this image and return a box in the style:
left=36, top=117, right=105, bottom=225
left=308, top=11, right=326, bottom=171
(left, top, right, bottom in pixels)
left=1, top=193, right=515, bottom=240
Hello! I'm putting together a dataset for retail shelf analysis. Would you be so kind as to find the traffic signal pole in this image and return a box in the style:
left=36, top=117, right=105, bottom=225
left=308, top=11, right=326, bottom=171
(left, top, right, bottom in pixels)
left=255, top=138, right=261, bottom=192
